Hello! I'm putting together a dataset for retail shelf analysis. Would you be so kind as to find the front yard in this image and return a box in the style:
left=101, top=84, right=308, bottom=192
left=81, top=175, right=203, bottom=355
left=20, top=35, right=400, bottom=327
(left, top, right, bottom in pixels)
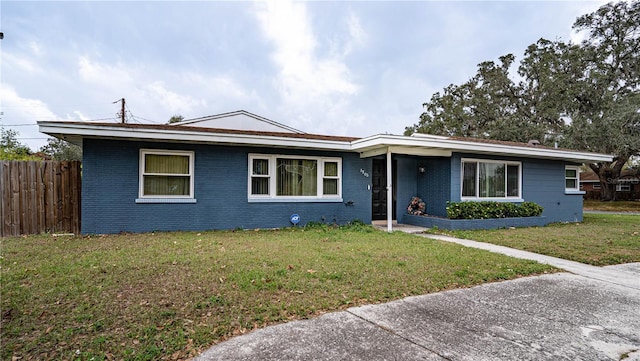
left=1, top=223, right=553, bottom=360
left=2, top=213, right=638, bottom=360
left=443, top=213, right=640, bottom=266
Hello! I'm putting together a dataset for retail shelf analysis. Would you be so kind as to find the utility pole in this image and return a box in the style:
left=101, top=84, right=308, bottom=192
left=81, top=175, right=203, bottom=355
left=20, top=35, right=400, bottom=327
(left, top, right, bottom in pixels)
left=113, top=98, right=126, bottom=123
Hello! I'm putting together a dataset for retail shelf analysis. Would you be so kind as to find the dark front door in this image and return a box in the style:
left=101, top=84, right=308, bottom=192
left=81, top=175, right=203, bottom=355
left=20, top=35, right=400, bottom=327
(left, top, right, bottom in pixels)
left=371, top=159, right=397, bottom=220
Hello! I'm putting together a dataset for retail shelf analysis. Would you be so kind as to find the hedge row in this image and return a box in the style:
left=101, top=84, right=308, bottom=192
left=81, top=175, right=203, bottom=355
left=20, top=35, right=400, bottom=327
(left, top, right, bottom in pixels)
left=446, top=201, right=544, bottom=220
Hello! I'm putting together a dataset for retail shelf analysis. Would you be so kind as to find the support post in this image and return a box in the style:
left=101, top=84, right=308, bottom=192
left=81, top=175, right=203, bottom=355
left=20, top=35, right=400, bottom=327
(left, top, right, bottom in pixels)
left=386, top=148, right=393, bottom=232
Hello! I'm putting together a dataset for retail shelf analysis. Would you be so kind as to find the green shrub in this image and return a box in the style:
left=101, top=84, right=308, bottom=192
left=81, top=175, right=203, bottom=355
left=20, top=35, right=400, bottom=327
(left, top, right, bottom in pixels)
left=446, top=201, right=543, bottom=220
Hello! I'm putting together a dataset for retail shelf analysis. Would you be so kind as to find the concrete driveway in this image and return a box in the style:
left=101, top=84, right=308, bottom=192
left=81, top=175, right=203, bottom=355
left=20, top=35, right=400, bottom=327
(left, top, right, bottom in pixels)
left=196, top=234, right=640, bottom=361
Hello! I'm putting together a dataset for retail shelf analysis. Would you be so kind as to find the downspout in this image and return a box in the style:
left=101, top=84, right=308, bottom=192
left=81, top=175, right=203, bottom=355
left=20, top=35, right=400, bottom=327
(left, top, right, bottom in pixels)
left=386, top=148, right=393, bottom=232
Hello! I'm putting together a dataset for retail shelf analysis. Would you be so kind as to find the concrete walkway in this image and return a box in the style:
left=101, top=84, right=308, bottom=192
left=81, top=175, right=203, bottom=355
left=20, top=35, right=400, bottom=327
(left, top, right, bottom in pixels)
left=424, top=233, right=640, bottom=291
left=196, top=228, right=640, bottom=361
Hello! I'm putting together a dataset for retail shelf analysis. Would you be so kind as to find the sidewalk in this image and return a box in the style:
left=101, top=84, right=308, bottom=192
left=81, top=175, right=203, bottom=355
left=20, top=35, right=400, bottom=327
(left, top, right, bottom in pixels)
left=423, top=233, right=640, bottom=290
left=196, top=228, right=640, bottom=361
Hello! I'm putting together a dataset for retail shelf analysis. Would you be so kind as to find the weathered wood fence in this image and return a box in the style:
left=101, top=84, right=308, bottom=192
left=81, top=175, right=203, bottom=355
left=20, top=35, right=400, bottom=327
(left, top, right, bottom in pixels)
left=1, top=161, right=81, bottom=236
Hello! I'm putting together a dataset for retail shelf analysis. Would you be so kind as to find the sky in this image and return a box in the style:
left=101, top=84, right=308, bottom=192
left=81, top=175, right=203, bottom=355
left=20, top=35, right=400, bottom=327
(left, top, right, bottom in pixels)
left=0, top=0, right=608, bottom=150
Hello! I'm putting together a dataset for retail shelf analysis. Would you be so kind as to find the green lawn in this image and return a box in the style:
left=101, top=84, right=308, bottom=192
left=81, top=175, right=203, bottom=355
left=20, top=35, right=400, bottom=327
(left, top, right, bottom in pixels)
left=1, top=223, right=554, bottom=360
left=445, top=213, right=640, bottom=266
left=583, top=200, right=640, bottom=212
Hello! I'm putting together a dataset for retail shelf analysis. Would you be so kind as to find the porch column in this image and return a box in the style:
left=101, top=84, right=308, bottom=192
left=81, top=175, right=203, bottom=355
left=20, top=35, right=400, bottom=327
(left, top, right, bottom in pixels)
left=386, top=148, right=393, bottom=232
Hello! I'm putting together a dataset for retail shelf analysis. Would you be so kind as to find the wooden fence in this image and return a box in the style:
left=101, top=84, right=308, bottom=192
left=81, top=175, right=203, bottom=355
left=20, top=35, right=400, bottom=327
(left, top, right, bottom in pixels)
left=1, top=161, right=81, bottom=236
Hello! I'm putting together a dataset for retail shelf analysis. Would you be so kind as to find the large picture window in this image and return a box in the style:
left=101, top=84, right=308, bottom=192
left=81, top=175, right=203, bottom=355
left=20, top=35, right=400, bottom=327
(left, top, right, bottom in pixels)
left=139, top=149, right=194, bottom=199
left=461, top=159, right=521, bottom=199
left=249, top=154, right=342, bottom=201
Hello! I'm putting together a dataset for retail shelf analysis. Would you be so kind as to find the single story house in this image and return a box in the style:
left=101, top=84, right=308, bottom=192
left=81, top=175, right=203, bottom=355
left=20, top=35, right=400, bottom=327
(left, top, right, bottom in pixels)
left=580, top=170, right=640, bottom=200
left=38, top=110, right=612, bottom=234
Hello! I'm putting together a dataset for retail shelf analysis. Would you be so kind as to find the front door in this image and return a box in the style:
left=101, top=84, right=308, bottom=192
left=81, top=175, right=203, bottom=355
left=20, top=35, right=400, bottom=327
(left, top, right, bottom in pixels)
left=371, top=159, right=396, bottom=221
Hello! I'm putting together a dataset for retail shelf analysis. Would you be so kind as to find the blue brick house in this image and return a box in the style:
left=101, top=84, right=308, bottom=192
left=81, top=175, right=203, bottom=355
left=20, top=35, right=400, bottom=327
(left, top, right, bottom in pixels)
left=39, top=111, right=612, bottom=234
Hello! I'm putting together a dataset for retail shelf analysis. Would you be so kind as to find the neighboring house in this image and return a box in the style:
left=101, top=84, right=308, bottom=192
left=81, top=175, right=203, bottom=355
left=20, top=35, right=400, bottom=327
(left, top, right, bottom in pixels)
left=580, top=170, right=640, bottom=200
left=38, top=111, right=612, bottom=234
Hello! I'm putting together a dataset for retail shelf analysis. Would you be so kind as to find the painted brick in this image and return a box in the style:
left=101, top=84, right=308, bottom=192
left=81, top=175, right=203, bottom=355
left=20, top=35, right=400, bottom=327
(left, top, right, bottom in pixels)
left=403, top=214, right=549, bottom=230
left=82, top=139, right=372, bottom=234
left=416, top=157, right=451, bottom=217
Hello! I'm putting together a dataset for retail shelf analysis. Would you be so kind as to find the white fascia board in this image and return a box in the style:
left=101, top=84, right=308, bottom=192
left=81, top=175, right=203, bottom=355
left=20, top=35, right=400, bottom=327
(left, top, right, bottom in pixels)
left=38, top=122, right=351, bottom=151
left=351, top=134, right=613, bottom=163
left=359, top=146, right=452, bottom=158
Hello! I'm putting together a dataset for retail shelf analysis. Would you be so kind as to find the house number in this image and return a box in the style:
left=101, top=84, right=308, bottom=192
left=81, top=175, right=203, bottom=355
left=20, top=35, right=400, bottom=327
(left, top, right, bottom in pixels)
left=360, top=169, right=370, bottom=178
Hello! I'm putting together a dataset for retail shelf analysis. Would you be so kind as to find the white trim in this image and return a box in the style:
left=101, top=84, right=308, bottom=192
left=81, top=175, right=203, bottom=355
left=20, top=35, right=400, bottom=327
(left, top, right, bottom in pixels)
left=352, top=134, right=612, bottom=163
left=38, top=122, right=351, bottom=151
left=460, top=158, right=522, bottom=200
left=248, top=198, right=343, bottom=203
left=565, top=165, right=580, bottom=192
left=386, top=149, right=393, bottom=233
left=175, top=110, right=306, bottom=134
left=38, top=122, right=613, bottom=163
left=135, top=198, right=198, bottom=203
left=139, top=149, right=195, bottom=199
left=616, top=183, right=632, bottom=192
left=247, top=153, right=343, bottom=201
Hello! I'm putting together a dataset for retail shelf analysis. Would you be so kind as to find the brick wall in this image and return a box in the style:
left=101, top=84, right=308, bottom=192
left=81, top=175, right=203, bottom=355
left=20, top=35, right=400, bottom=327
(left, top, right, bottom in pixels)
left=82, top=139, right=372, bottom=234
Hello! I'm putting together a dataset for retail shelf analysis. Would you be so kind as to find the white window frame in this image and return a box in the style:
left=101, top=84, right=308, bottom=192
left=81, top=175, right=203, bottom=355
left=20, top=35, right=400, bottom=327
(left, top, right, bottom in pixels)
left=460, top=158, right=522, bottom=201
left=248, top=154, right=342, bottom=202
left=136, top=149, right=196, bottom=203
left=616, top=183, right=631, bottom=192
left=565, top=166, right=581, bottom=192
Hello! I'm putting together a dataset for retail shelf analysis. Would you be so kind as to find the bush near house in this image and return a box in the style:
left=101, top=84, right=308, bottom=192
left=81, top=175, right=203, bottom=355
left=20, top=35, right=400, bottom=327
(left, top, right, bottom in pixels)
left=446, top=201, right=544, bottom=220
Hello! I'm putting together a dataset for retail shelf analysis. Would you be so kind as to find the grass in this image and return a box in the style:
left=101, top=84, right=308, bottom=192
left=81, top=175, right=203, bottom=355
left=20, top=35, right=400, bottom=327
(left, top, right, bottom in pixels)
left=443, top=213, right=640, bottom=266
left=583, top=200, right=640, bottom=212
left=1, top=223, right=555, bottom=360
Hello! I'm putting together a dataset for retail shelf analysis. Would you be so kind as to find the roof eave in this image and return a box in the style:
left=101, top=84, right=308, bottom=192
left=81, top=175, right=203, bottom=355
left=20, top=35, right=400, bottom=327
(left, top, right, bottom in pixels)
left=352, top=134, right=613, bottom=163
left=37, top=122, right=352, bottom=151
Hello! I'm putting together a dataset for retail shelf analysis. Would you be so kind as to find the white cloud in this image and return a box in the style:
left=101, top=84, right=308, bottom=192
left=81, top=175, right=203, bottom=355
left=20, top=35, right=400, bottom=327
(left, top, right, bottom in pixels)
left=29, top=41, right=44, bottom=57
left=3, top=51, right=45, bottom=75
left=0, top=86, right=78, bottom=149
left=142, top=81, right=202, bottom=115
left=253, top=0, right=361, bottom=133
left=78, top=56, right=134, bottom=89
left=346, top=11, right=367, bottom=53
left=254, top=1, right=358, bottom=96
left=1, top=86, right=58, bottom=122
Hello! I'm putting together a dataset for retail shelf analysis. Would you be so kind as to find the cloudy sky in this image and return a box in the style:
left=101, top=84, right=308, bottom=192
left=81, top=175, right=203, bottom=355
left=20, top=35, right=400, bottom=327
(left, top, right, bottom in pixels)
left=1, top=0, right=607, bottom=150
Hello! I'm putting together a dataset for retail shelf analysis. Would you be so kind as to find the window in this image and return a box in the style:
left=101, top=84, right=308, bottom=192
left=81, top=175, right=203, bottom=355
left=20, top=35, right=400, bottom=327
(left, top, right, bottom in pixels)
left=565, top=166, right=580, bottom=191
left=461, top=159, right=521, bottom=199
left=249, top=154, right=342, bottom=201
left=616, top=183, right=631, bottom=192
left=139, top=149, right=194, bottom=199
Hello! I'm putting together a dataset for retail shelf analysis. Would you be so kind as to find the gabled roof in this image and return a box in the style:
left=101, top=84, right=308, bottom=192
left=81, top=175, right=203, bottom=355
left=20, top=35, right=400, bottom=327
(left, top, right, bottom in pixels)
left=173, top=110, right=305, bottom=134
left=38, top=118, right=613, bottom=164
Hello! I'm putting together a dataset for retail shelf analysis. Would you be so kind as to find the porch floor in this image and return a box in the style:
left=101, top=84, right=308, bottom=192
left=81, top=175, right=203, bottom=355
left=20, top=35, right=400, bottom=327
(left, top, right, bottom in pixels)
left=371, top=220, right=428, bottom=234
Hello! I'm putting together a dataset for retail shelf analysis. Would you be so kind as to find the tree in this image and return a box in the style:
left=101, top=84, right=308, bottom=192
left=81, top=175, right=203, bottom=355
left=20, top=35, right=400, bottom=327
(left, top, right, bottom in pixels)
left=167, top=115, right=184, bottom=124
left=39, top=137, right=82, bottom=161
left=0, top=128, right=37, bottom=160
left=406, top=54, right=564, bottom=144
left=561, top=1, right=640, bottom=200
left=406, top=1, right=640, bottom=200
